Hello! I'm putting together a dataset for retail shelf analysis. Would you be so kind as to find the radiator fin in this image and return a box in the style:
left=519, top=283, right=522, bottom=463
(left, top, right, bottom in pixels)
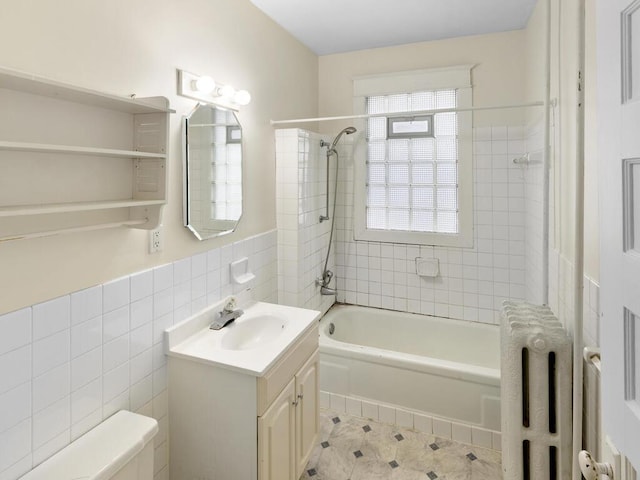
left=500, top=301, right=572, bottom=480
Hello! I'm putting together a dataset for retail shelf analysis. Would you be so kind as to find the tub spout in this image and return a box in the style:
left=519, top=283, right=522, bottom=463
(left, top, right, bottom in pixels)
left=320, top=285, right=337, bottom=296
left=317, top=270, right=337, bottom=295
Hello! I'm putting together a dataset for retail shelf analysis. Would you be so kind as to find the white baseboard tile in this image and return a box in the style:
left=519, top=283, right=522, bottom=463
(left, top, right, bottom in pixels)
left=319, top=391, right=331, bottom=409
left=329, top=393, right=346, bottom=413
left=361, top=400, right=379, bottom=421
left=433, top=418, right=452, bottom=439
left=492, top=431, right=502, bottom=451
left=395, top=409, right=414, bottom=429
left=345, top=397, right=362, bottom=417
left=378, top=404, right=396, bottom=425
left=413, top=413, right=433, bottom=434
left=321, top=391, right=501, bottom=451
left=471, top=426, right=493, bottom=449
left=451, top=422, right=472, bottom=444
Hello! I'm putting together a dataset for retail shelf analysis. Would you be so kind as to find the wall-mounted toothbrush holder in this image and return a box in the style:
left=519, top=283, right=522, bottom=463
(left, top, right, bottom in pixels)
left=229, top=257, right=256, bottom=285
left=415, top=257, right=439, bottom=278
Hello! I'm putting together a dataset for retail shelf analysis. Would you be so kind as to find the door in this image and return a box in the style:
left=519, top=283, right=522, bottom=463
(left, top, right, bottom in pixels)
left=258, top=378, right=296, bottom=480
left=598, top=0, right=640, bottom=469
left=295, top=351, right=319, bottom=478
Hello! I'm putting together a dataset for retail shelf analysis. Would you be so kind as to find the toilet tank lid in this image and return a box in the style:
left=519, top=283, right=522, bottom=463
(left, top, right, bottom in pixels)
left=20, top=410, right=159, bottom=480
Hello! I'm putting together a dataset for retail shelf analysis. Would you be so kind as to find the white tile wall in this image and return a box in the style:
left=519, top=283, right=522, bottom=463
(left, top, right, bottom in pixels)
left=0, top=230, right=277, bottom=480
left=523, top=116, right=546, bottom=305
left=331, top=125, right=529, bottom=324
left=276, top=129, right=336, bottom=315
left=276, top=126, right=541, bottom=325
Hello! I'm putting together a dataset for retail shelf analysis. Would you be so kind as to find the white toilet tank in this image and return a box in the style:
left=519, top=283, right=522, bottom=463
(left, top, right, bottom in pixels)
left=20, top=410, right=158, bottom=480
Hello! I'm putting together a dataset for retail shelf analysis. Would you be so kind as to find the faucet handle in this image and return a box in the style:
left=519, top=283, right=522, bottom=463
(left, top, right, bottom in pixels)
left=224, top=296, right=237, bottom=312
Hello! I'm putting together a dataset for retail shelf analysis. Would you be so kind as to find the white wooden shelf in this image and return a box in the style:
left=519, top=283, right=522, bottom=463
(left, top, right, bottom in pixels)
left=0, top=66, right=172, bottom=240
left=0, top=199, right=166, bottom=217
left=0, top=66, right=174, bottom=115
left=0, top=141, right=167, bottom=159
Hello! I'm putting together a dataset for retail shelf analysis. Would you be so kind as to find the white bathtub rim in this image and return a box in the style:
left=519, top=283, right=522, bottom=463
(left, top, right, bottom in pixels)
left=320, top=341, right=500, bottom=387
left=322, top=303, right=499, bottom=335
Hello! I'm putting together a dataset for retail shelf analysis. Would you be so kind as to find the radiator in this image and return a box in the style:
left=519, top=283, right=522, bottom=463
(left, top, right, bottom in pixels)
left=501, top=302, right=572, bottom=480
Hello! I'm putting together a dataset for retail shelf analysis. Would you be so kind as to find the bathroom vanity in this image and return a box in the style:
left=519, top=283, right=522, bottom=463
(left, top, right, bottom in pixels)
left=166, top=300, right=320, bottom=480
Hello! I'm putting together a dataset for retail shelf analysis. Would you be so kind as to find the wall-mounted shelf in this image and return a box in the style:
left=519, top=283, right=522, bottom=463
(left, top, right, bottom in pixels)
left=0, top=66, right=174, bottom=241
left=0, top=199, right=166, bottom=217
left=0, top=141, right=167, bottom=159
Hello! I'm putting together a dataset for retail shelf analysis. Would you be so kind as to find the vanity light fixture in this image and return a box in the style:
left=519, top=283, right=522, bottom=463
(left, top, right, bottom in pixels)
left=178, top=69, right=251, bottom=110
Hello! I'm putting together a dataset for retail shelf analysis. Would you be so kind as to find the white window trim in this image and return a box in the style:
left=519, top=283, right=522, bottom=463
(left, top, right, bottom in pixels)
left=352, top=65, right=474, bottom=247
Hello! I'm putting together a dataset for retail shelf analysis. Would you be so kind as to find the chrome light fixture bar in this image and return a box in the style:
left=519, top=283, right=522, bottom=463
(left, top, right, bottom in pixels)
left=177, top=69, right=251, bottom=110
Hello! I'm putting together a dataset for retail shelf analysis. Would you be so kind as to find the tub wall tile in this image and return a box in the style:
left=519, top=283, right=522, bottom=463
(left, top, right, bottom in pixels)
left=326, top=125, right=533, bottom=324
left=275, top=130, right=336, bottom=316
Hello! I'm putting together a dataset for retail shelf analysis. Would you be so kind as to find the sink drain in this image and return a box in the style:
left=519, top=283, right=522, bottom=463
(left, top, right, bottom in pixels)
left=328, top=322, right=335, bottom=335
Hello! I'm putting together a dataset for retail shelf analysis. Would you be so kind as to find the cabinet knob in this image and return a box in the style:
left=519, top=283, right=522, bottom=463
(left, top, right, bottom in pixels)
left=297, top=394, right=304, bottom=400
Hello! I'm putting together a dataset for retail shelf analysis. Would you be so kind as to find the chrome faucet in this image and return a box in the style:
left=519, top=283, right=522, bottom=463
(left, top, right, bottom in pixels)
left=317, top=270, right=337, bottom=296
left=210, top=297, right=244, bottom=330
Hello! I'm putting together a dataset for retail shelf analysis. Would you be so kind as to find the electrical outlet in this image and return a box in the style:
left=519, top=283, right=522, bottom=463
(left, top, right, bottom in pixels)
left=149, top=227, right=163, bottom=253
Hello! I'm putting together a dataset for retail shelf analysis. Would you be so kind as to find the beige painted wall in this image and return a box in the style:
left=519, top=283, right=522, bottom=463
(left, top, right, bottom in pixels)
left=318, top=30, right=529, bottom=135
left=0, top=0, right=318, bottom=314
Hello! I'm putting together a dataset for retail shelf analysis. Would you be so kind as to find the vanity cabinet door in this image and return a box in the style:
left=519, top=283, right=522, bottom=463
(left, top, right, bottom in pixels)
left=295, top=351, right=319, bottom=479
left=258, top=378, right=296, bottom=480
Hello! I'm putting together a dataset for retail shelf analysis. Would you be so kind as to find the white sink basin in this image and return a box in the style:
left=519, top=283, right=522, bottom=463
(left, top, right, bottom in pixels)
left=165, top=300, right=320, bottom=376
left=220, top=315, right=288, bottom=350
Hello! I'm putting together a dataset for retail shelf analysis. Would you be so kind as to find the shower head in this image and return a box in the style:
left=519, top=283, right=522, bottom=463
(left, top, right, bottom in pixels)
left=330, top=126, right=357, bottom=150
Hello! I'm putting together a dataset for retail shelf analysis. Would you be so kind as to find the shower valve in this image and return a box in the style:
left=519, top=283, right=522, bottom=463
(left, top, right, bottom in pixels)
left=317, top=270, right=333, bottom=287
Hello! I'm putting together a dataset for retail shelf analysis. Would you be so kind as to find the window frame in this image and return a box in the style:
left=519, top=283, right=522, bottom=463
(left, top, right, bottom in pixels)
left=352, top=66, right=474, bottom=247
left=386, top=115, right=434, bottom=139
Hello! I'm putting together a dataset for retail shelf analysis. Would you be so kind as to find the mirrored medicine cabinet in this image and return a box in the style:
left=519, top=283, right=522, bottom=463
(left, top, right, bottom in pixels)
left=183, top=104, right=243, bottom=240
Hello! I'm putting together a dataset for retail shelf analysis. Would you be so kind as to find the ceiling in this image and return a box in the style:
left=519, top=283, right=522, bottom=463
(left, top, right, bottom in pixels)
left=249, top=0, right=538, bottom=55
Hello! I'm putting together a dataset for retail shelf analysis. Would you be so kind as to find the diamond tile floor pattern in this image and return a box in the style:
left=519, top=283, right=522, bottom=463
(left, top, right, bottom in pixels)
left=300, top=409, right=503, bottom=480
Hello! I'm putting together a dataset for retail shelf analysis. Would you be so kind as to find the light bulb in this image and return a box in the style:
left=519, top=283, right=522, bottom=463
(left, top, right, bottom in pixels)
left=217, top=84, right=235, bottom=99
left=194, top=76, right=216, bottom=94
left=233, top=90, right=251, bottom=106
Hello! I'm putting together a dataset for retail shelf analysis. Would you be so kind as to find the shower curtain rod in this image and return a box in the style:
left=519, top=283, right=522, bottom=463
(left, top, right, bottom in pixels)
left=270, top=100, right=545, bottom=126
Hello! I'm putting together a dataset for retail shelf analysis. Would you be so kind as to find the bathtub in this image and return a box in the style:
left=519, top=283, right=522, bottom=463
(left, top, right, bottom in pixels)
left=319, top=304, right=501, bottom=431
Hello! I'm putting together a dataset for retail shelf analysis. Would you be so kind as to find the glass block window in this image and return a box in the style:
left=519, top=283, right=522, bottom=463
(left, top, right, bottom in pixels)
left=211, top=108, right=242, bottom=221
left=365, top=89, right=459, bottom=234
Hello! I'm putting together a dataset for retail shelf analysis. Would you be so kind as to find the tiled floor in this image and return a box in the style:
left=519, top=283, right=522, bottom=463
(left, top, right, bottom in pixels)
left=301, top=409, right=503, bottom=480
